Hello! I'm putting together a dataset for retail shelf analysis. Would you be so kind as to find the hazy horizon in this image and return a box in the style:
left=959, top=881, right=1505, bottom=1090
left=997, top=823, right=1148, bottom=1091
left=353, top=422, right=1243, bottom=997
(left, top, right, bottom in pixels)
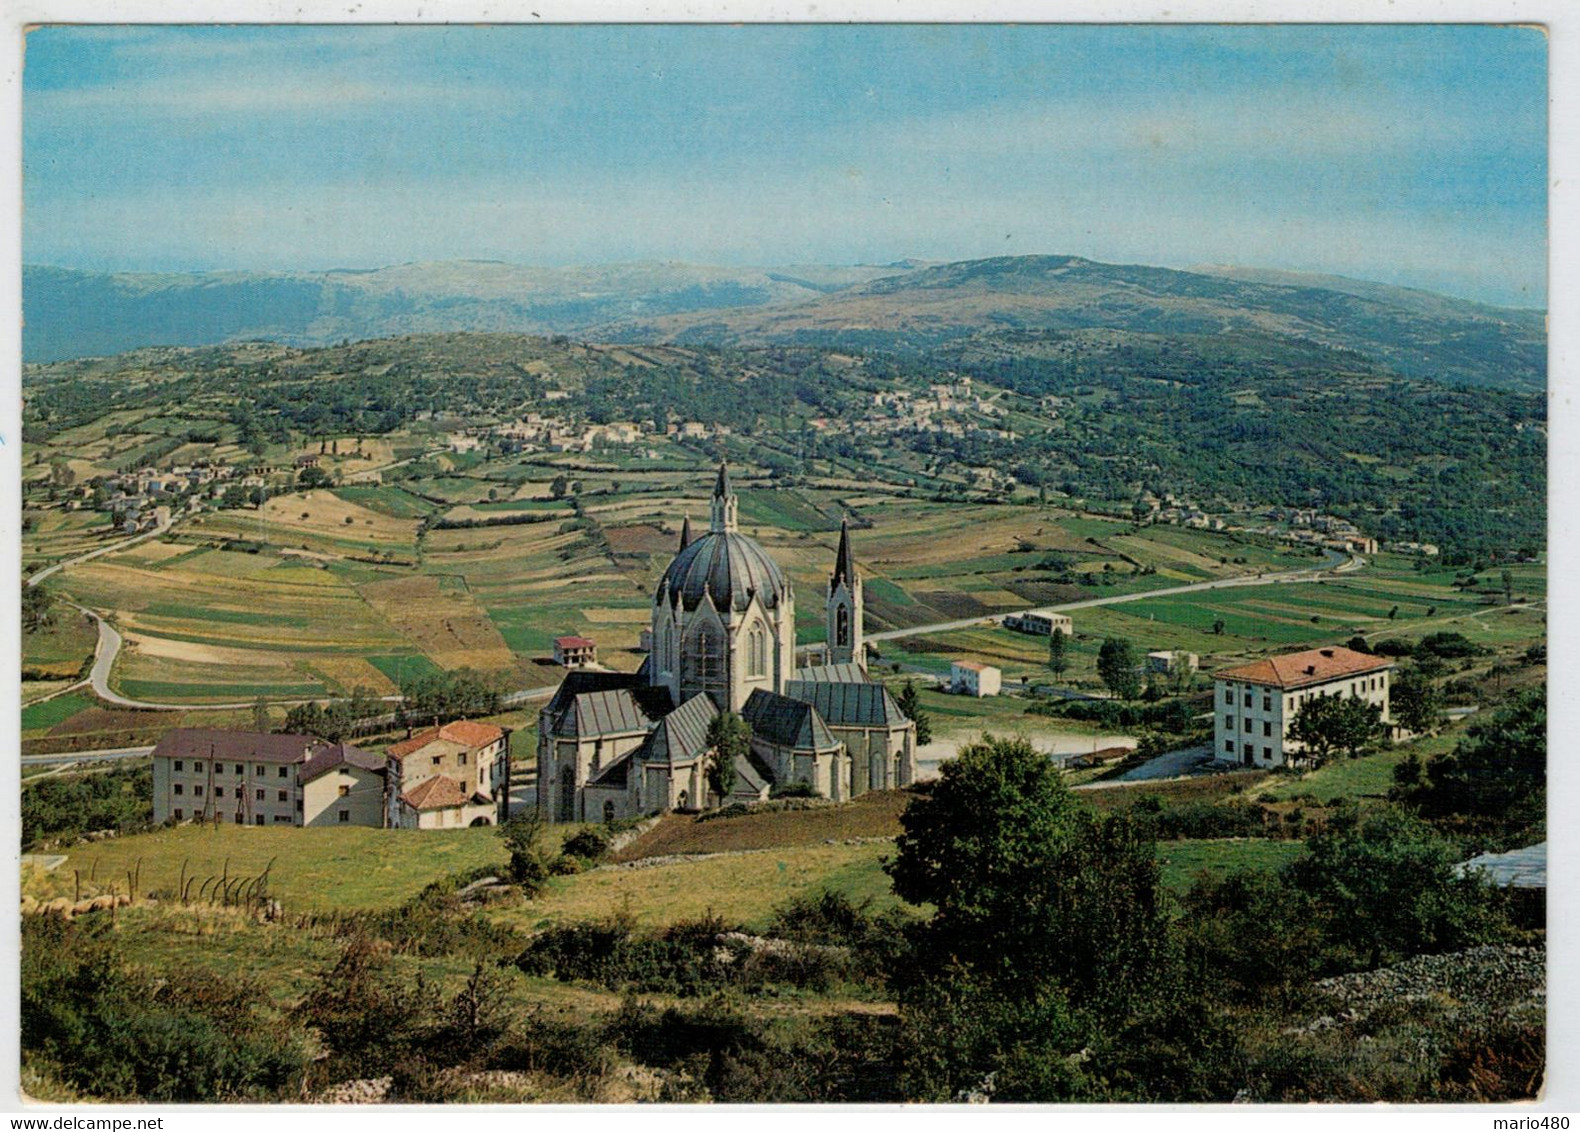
left=25, top=25, right=1547, bottom=308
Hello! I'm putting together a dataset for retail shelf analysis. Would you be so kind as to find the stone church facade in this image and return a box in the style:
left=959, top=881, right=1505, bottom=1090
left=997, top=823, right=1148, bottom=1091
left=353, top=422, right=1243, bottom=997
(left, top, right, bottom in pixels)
left=538, top=464, right=917, bottom=823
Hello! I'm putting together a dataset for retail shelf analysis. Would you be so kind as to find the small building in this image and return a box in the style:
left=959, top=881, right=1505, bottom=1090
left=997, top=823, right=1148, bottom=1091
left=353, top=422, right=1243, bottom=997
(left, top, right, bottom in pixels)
left=1004, top=609, right=1074, bottom=637
left=294, top=454, right=321, bottom=468
left=149, top=729, right=385, bottom=827
left=553, top=636, right=597, bottom=667
left=1213, top=646, right=1393, bottom=769
left=386, top=720, right=510, bottom=829
left=1147, top=650, right=1199, bottom=674
left=951, top=661, right=1002, bottom=697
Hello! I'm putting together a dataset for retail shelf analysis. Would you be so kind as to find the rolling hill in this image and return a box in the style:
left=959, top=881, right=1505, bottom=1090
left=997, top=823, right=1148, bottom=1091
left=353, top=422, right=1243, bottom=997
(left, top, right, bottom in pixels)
left=24, top=254, right=1544, bottom=391
left=602, top=255, right=1546, bottom=391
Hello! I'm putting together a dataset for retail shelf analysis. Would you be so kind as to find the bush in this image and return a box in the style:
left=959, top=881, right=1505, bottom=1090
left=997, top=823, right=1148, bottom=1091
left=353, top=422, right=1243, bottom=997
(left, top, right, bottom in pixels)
left=561, top=827, right=611, bottom=863
left=22, top=914, right=307, bottom=1102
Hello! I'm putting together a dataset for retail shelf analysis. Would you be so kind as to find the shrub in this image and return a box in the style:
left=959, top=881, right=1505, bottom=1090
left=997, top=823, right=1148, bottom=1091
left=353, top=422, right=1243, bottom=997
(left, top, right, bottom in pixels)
left=561, top=827, right=611, bottom=863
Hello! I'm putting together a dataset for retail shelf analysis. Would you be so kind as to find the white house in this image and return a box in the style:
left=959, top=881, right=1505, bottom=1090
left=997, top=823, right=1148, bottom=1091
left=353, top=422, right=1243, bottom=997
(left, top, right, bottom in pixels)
left=1213, top=646, right=1393, bottom=768
left=1004, top=610, right=1073, bottom=637
left=951, top=661, right=1002, bottom=697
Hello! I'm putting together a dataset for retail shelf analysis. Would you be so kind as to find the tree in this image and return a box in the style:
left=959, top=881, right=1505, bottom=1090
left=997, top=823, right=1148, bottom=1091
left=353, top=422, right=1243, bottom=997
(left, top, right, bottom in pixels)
left=1415, top=685, right=1544, bottom=821
left=1047, top=627, right=1068, bottom=677
left=1211, top=618, right=1226, bottom=636
left=499, top=810, right=553, bottom=897
left=896, top=681, right=933, bottom=745
left=251, top=696, right=271, bottom=732
left=22, top=583, right=54, bottom=634
left=297, top=465, right=331, bottom=489
left=550, top=474, right=569, bottom=499
left=1286, top=807, right=1508, bottom=969
left=1096, top=637, right=1142, bottom=700
left=705, top=711, right=750, bottom=804
left=1390, top=668, right=1443, bottom=735
left=886, top=736, right=1170, bottom=1100
left=1287, top=693, right=1384, bottom=767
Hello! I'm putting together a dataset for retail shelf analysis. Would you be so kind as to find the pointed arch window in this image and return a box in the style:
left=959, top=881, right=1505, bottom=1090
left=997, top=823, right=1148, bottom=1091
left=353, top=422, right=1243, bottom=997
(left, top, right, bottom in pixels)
left=836, top=605, right=850, bottom=648
left=748, top=626, right=767, bottom=677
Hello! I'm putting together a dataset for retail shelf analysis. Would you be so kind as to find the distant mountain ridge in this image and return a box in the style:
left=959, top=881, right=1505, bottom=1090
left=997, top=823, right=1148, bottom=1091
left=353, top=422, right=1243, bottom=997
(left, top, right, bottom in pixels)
left=24, top=255, right=1545, bottom=390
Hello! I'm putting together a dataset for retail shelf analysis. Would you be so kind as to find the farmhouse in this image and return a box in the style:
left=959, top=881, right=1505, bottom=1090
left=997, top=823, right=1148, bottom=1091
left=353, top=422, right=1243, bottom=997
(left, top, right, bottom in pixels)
left=539, top=464, right=918, bottom=822
left=1004, top=609, right=1073, bottom=637
left=150, top=729, right=386, bottom=827
left=553, top=635, right=598, bottom=667
left=950, top=660, right=1001, bottom=697
left=386, top=720, right=510, bottom=829
left=1213, top=645, right=1393, bottom=769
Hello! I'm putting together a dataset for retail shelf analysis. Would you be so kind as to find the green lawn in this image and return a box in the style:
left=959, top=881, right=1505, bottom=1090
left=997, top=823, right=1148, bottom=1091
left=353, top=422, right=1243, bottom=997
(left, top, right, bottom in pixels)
left=1157, top=838, right=1306, bottom=896
left=21, top=691, right=96, bottom=732
left=32, top=825, right=510, bottom=913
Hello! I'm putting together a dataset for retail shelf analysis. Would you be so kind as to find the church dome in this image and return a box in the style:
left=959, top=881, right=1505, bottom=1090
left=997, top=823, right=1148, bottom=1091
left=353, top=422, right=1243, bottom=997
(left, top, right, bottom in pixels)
left=658, top=529, right=790, bottom=613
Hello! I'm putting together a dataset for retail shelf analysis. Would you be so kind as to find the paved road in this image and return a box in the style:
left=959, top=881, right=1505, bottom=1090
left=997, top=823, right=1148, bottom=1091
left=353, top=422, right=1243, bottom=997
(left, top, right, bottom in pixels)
left=867, top=552, right=1358, bottom=644
left=26, top=518, right=175, bottom=588
left=22, top=745, right=156, bottom=768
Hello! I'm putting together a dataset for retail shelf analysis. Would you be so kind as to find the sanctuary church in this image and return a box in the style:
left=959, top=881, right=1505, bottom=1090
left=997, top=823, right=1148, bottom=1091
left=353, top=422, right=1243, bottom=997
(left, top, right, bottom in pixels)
left=538, top=464, right=918, bottom=823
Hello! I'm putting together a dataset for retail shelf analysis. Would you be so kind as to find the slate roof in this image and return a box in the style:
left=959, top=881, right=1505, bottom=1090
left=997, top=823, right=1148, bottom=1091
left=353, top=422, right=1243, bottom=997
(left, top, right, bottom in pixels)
left=657, top=530, right=791, bottom=613
left=568, top=689, right=659, bottom=736
left=1458, top=843, right=1547, bottom=889
left=588, top=754, right=633, bottom=788
left=742, top=689, right=839, bottom=752
left=151, top=728, right=333, bottom=765
left=542, top=671, right=671, bottom=737
left=731, top=751, right=771, bottom=797
left=1217, top=646, right=1393, bottom=690
left=790, top=663, right=871, bottom=685
left=388, top=720, right=504, bottom=759
left=783, top=680, right=909, bottom=728
left=636, top=692, right=718, bottom=767
left=300, top=742, right=387, bottom=784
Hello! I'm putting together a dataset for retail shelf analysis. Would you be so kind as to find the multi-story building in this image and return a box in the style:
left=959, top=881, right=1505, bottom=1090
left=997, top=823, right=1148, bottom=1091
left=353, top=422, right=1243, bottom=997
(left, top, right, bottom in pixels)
left=150, top=729, right=386, bottom=827
left=1004, top=609, right=1074, bottom=637
left=951, top=661, right=1002, bottom=697
left=386, top=720, right=510, bottom=829
left=1213, top=646, right=1393, bottom=768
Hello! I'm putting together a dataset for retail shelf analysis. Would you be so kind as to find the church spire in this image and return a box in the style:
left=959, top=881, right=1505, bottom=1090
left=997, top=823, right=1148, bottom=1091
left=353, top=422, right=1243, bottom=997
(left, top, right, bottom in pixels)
left=709, top=461, right=738, bottom=533
left=832, top=517, right=856, bottom=586
left=679, top=515, right=693, bottom=551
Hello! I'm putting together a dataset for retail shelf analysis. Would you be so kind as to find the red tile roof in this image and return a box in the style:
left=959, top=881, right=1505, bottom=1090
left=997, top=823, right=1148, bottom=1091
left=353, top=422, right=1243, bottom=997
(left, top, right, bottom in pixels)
left=1217, top=646, right=1393, bottom=690
left=401, top=775, right=468, bottom=811
left=555, top=636, right=596, bottom=649
left=387, top=719, right=505, bottom=759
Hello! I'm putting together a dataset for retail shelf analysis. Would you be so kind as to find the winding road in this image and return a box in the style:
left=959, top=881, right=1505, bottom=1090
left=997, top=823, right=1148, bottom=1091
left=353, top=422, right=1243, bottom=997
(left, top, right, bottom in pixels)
left=39, top=516, right=1357, bottom=717
left=867, top=551, right=1358, bottom=643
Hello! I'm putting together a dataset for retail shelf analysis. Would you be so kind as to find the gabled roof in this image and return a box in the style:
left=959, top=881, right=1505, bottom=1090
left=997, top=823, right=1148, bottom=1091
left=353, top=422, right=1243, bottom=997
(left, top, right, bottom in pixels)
left=568, top=689, right=659, bottom=737
left=784, top=680, right=909, bottom=728
left=1216, top=646, right=1394, bottom=690
left=555, top=635, right=597, bottom=649
left=588, top=753, right=633, bottom=788
left=387, top=719, right=505, bottom=759
left=637, top=692, right=718, bottom=767
left=742, top=689, right=840, bottom=752
left=790, top=662, right=871, bottom=685
left=150, top=728, right=331, bottom=765
left=730, top=751, right=771, bottom=797
left=301, top=742, right=387, bottom=783
left=542, top=670, right=646, bottom=717
left=402, top=774, right=469, bottom=811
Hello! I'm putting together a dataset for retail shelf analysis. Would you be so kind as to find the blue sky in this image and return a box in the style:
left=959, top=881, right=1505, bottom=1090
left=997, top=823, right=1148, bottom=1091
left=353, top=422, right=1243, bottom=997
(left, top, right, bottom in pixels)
left=23, top=24, right=1548, bottom=306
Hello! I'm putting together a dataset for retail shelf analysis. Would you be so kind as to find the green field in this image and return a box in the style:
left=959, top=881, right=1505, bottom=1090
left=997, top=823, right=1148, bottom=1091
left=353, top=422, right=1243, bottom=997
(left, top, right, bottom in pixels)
left=21, top=691, right=96, bottom=733
left=29, top=825, right=510, bottom=912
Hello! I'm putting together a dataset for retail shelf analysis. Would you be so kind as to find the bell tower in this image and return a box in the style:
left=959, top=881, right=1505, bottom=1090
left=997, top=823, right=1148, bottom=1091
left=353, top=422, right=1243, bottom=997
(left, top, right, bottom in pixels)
left=710, top=461, right=738, bottom=533
left=825, top=518, right=863, bottom=667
